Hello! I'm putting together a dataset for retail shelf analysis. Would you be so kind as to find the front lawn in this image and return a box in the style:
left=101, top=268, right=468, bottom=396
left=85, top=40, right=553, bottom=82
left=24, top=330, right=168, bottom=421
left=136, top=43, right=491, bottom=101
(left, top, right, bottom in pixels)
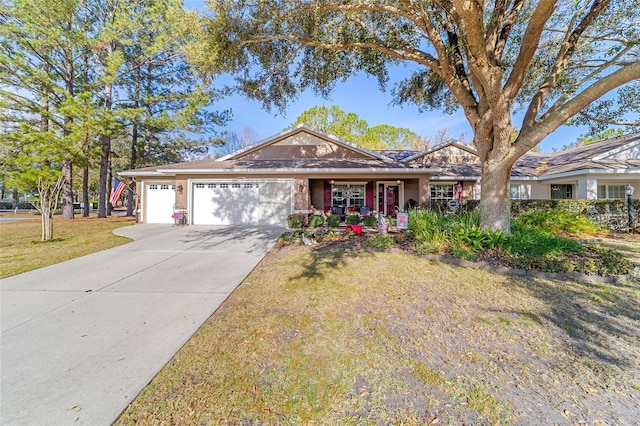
left=115, top=246, right=640, bottom=425
left=0, top=215, right=135, bottom=278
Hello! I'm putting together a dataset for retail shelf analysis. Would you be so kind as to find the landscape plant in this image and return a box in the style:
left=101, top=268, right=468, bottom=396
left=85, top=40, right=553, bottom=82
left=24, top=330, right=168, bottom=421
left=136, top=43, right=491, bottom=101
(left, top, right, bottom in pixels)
left=407, top=209, right=633, bottom=276
left=345, top=214, right=360, bottom=225
left=308, top=214, right=325, bottom=228
left=326, top=214, right=341, bottom=228
left=287, top=214, right=306, bottom=229
left=362, top=215, right=377, bottom=227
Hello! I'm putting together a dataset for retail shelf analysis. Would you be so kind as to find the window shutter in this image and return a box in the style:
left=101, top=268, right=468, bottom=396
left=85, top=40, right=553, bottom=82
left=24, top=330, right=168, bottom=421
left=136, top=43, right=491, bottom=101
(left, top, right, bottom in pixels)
left=324, top=181, right=332, bottom=210
left=366, top=181, right=374, bottom=208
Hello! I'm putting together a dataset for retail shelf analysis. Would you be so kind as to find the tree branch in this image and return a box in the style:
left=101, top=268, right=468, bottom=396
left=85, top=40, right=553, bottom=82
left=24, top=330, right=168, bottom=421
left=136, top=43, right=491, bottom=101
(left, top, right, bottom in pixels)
left=520, top=0, right=612, bottom=131
left=516, top=61, right=640, bottom=155
left=503, top=0, right=556, bottom=99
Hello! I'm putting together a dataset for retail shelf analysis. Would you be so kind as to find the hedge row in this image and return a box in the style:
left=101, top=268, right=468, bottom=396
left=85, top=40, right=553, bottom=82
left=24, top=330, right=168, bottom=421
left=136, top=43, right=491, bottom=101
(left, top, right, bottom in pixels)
left=416, top=199, right=638, bottom=217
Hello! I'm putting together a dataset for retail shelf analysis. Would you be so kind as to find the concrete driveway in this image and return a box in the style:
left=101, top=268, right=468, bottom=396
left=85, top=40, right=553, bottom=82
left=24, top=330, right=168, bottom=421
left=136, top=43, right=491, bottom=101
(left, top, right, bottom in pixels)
left=1, top=224, right=283, bottom=425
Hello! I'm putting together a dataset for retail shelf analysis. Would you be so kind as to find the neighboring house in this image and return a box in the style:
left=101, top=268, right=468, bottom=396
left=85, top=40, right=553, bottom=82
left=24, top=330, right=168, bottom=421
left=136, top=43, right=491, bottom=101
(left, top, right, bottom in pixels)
left=122, top=126, right=640, bottom=226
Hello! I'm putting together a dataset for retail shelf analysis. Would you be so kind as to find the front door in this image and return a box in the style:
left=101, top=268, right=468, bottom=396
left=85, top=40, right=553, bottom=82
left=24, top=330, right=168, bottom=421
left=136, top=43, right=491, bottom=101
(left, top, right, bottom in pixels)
left=377, top=182, right=402, bottom=216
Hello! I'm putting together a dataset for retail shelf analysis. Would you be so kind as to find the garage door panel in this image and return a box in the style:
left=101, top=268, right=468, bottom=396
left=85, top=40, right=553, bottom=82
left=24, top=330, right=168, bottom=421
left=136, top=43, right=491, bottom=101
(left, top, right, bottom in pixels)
left=259, top=181, right=292, bottom=226
left=193, top=183, right=259, bottom=225
left=192, top=181, right=291, bottom=227
left=146, top=184, right=175, bottom=224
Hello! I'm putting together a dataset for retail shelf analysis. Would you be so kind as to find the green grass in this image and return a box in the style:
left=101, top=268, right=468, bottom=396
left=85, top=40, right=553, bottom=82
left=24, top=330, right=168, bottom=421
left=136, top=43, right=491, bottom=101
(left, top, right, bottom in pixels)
left=115, top=246, right=640, bottom=425
left=0, top=215, right=134, bottom=278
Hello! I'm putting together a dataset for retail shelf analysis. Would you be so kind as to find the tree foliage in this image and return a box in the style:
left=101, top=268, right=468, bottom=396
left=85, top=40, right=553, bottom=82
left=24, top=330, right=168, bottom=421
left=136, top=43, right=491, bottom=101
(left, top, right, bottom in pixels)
left=195, top=0, right=640, bottom=232
left=1, top=0, right=230, bottom=221
left=290, top=105, right=427, bottom=150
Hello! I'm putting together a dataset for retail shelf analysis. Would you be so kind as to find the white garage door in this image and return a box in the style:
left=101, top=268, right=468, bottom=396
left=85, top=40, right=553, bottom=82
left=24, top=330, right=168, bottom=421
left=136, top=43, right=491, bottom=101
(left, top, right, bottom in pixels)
left=192, top=180, right=292, bottom=226
left=145, top=183, right=175, bottom=224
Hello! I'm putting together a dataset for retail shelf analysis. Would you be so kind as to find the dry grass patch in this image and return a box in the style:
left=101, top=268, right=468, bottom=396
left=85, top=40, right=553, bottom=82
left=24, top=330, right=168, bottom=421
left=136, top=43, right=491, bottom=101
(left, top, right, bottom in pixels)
left=116, top=246, right=640, bottom=425
left=0, top=215, right=134, bottom=278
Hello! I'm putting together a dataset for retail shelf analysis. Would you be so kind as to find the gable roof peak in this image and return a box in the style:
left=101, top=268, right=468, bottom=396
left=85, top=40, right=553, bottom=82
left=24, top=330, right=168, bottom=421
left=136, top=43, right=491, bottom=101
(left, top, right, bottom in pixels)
left=219, top=124, right=393, bottom=161
left=401, top=141, right=477, bottom=162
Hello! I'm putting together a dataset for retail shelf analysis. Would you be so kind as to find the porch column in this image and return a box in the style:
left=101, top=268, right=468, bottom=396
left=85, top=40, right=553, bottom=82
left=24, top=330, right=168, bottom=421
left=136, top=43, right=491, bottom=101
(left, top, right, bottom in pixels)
left=577, top=176, right=598, bottom=199
left=418, top=176, right=430, bottom=204
left=294, top=178, right=309, bottom=212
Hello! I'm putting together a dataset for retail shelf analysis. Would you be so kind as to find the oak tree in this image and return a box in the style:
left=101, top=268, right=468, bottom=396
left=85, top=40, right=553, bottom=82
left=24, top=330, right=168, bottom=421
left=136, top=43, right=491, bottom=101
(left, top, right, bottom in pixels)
left=195, top=0, right=640, bottom=232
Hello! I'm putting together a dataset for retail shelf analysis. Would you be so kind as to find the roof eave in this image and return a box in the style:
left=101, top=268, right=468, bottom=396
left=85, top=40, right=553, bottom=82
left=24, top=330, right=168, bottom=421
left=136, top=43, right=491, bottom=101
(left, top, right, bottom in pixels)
left=129, top=167, right=445, bottom=176
left=539, top=168, right=640, bottom=180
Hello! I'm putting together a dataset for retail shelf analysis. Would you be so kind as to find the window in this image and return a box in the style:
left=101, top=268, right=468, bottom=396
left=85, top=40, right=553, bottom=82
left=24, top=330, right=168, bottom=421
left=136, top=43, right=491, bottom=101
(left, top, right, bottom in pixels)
left=551, top=184, right=573, bottom=199
left=597, top=185, right=626, bottom=199
left=510, top=184, right=521, bottom=200
left=332, top=184, right=365, bottom=210
left=430, top=184, right=454, bottom=200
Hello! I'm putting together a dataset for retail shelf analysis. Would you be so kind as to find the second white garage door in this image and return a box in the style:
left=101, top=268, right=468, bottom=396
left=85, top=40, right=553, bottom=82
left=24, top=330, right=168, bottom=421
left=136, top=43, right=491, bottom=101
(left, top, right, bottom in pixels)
left=192, top=180, right=292, bottom=226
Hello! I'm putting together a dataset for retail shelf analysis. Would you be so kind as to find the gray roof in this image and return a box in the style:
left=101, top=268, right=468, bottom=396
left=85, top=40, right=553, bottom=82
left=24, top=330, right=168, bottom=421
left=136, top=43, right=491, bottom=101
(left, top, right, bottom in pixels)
left=122, top=132, right=640, bottom=180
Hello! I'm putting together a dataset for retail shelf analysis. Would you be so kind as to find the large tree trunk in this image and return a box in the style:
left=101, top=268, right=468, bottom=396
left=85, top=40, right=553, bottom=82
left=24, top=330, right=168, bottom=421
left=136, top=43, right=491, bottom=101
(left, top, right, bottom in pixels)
left=82, top=165, right=90, bottom=217
left=473, top=102, right=515, bottom=234
left=126, top=180, right=135, bottom=216
left=61, top=33, right=75, bottom=220
left=479, top=161, right=513, bottom=234
left=98, top=142, right=109, bottom=218
left=98, top=78, right=113, bottom=218
left=61, top=158, right=74, bottom=219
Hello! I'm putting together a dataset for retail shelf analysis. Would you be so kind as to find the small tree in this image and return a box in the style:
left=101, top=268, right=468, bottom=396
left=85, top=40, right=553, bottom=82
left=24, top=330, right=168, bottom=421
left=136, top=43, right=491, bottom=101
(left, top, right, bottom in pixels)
left=4, top=129, right=66, bottom=241
left=31, top=176, right=65, bottom=241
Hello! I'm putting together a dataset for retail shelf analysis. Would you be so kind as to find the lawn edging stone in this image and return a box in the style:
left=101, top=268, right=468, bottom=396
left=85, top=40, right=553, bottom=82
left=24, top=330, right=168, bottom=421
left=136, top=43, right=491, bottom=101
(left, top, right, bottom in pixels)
left=417, top=252, right=634, bottom=284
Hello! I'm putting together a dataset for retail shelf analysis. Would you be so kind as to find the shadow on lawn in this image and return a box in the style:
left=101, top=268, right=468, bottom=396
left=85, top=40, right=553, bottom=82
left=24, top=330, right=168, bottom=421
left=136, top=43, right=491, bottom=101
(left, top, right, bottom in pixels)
left=296, top=246, right=375, bottom=280
left=510, top=274, right=640, bottom=368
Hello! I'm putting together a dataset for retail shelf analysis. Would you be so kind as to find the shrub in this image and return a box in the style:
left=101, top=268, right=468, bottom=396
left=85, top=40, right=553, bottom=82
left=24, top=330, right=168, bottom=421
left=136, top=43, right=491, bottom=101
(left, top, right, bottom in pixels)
left=453, top=247, right=477, bottom=261
left=504, top=223, right=584, bottom=258
left=326, top=214, right=341, bottom=227
left=287, top=214, right=306, bottom=229
left=414, top=241, right=440, bottom=255
left=308, top=214, right=325, bottom=228
left=345, top=214, right=360, bottom=225
left=278, top=231, right=304, bottom=243
left=369, top=233, right=394, bottom=249
left=514, top=209, right=600, bottom=237
left=362, top=215, right=377, bottom=227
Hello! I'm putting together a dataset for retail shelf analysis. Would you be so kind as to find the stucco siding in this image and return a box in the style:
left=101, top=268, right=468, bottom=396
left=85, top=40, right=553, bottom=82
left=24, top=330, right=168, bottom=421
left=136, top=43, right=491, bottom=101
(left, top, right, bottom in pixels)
left=239, top=133, right=370, bottom=159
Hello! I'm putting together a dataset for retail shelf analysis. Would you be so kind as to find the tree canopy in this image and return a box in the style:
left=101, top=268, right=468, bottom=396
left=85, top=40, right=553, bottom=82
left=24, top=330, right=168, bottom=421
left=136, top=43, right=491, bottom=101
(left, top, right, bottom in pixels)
left=290, top=105, right=428, bottom=150
left=194, top=0, right=640, bottom=232
left=1, top=0, right=230, bottom=223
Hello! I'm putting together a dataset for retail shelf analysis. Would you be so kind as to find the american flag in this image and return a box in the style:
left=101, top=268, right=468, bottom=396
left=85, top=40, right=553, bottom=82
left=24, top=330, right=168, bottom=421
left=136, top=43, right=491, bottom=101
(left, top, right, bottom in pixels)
left=109, top=177, right=127, bottom=206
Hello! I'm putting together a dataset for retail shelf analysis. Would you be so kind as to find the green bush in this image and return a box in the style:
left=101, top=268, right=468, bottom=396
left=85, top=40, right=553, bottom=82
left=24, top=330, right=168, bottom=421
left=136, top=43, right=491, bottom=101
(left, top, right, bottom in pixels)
left=287, top=214, right=306, bottom=229
left=369, top=233, right=394, bottom=249
left=504, top=223, right=584, bottom=258
left=326, top=214, right=341, bottom=227
left=345, top=214, right=360, bottom=225
left=514, top=209, right=600, bottom=236
left=308, top=214, right=325, bottom=228
left=362, top=215, right=377, bottom=227
left=414, top=241, right=440, bottom=255
left=453, top=247, right=477, bottom=261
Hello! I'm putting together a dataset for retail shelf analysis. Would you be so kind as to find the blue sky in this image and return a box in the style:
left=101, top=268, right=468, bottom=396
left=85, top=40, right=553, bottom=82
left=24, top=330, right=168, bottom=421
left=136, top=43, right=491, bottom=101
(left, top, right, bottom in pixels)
left=189, top=1, right=587, bottom=153
left=211, top=70, right=588, bottom=153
